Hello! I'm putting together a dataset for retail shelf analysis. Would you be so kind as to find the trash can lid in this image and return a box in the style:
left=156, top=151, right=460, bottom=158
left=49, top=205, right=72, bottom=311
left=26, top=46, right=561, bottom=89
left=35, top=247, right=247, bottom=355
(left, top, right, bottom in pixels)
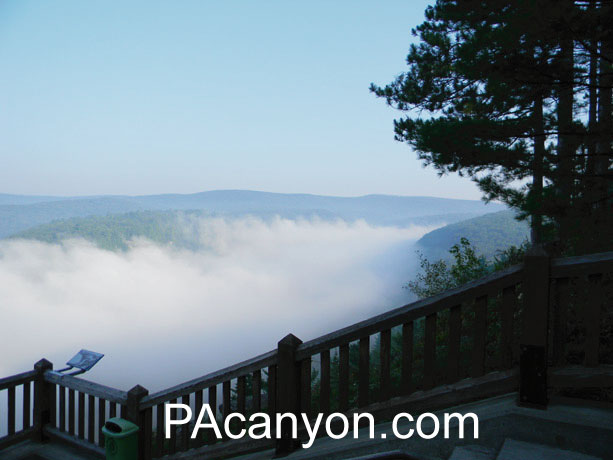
left=102, top=417, right=139, bottom=437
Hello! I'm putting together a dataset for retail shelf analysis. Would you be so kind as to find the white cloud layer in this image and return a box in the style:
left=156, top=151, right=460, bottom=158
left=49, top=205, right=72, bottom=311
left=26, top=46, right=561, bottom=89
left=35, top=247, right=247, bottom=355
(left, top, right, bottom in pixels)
left=0, top=217, right=436, bottom=392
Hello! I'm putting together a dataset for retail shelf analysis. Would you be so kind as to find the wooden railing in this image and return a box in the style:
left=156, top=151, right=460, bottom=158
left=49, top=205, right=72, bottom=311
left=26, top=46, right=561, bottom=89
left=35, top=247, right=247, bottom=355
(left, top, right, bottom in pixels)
left=0, top=369, right=38, bottom=450
left=1, top=250, right=612, bottom=459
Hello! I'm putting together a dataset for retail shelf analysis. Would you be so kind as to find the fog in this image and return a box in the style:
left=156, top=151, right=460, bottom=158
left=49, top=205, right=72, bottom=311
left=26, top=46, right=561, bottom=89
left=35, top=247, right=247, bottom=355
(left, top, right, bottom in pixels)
left=0, top=217, right=438, bottom=392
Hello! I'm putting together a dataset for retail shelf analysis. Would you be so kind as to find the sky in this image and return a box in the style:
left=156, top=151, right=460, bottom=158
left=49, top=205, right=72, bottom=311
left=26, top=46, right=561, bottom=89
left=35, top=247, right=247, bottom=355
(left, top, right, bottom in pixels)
left=0, top=0, right=482, bottom=199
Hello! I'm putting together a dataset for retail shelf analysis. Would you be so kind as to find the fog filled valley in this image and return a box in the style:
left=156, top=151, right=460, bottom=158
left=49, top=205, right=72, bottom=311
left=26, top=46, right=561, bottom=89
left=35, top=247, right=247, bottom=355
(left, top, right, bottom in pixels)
left=0, top=191, right=527, bottom=393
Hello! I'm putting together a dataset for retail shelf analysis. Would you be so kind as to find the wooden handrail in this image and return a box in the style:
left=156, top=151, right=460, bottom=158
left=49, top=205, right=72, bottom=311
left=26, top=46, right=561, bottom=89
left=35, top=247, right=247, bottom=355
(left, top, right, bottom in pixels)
left=0, top=369, right=36, bottom=391
left=140, top=349, right=277, bottom=409
left=44, top=371, right=128, bottom=405
left=551, top=251, right=613, bottom=277
left=296, top=263, right=523, bottom=360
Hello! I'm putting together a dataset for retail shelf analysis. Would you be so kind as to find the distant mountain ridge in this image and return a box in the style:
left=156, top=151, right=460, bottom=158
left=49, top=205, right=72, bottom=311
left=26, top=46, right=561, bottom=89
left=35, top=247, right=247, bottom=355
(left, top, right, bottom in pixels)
left=0, top=190, right=504, bottom=239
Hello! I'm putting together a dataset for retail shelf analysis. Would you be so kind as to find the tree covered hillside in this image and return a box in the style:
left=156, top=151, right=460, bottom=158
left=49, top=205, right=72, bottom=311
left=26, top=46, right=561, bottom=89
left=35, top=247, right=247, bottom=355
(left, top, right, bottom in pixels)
left=416, top=210, right=529, bottom=261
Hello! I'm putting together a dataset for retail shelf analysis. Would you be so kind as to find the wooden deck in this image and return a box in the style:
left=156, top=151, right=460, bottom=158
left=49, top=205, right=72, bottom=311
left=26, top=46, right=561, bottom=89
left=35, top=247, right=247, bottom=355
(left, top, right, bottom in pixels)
left=0, top=439, right=97, bottom=460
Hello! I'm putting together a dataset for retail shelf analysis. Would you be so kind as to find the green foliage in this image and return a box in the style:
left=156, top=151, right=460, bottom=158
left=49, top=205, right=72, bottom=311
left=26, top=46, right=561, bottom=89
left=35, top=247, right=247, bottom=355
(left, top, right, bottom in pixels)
left=371, top=0, right=613, bottom=255
left=10, top=210, right=208, bottom=251
left=407, top=238, right=526, bottom=299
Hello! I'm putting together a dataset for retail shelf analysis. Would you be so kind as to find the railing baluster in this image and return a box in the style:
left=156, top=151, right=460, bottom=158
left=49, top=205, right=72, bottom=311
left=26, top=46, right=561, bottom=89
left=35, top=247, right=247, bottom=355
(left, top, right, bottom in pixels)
left=68, top=388, right=75, bottom=435
left=358, top=336, right=369, bottom=407
left=23, top=381, right=31, bottom=429
left=194, top=389, right=203, bottom=448
left=586, top=273, right=603, bottom=366
left=97, top=398, right=105, bottom=448
left=320, top=350, right=330, bottom=414
left=447, top=305, right=462, bottom=383
left=109, top=400, right=116, bottom=418
left=155, top=403, right=164, bottom=455
left=169, top=398, right=178, bottom=453
left=424, top=313, right=437, bottom=389
left=500, top=286, right=516, bottom=368
left=380, top=329, right=391, bottom=400
left=222, top=381, right=231, bottom=441
left=472, top=295, right=488, bottom=378
left=552, top=277, right=569, bottom=366
left=237, top=376, right=246, bottom=434
left=180, top=394, right=189, bottom=451
left=339, top=344, right=349, bottom=412
left=268, top=365, right=277, bottom=417
left=87, top=394, right=95, bottom=443
left=8, top=385, right=15, bottom=436
left=60, top=386, right=66, bottom=432
left=300, top=358, right=311, bottom=417
left=207, top=385, right=217, bottom=445
left=252, top=370, right=262, bottom=413
left=401, top=322, right=414, bottom=395
left=78, top=391, right=85, bottom=439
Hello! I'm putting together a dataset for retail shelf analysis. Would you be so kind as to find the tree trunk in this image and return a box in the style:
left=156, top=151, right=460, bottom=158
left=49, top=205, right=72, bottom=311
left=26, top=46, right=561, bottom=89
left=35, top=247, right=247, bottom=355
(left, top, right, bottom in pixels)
left=531, top=95, right=545, bottom=245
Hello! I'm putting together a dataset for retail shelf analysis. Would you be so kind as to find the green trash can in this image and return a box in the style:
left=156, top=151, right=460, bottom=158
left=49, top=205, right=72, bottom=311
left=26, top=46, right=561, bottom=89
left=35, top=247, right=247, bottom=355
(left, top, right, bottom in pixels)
left=102, top=417, right=139, bottom=460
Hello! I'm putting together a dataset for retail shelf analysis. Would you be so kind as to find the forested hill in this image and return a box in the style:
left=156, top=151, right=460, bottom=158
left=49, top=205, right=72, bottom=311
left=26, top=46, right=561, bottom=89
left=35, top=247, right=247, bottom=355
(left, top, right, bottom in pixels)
left=0, top=190, right=503, bottom=239
left=416, top=210, right=530, bottom=260
left=9, top=208, right=481, bottom=251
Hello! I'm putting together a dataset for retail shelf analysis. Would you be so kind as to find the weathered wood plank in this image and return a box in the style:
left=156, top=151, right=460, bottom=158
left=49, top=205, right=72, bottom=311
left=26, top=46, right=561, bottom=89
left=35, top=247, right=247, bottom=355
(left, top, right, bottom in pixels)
left=8, top=385, right=15, bottom=436
left=320, top=350, right=330, bottom=414
left=97, top=398, right=105, bottom=448
left=141, top=350, right=276, bottom=409
left=339, top=344, right=349, bottom=412
left=223, top=381, right=231, bottom=441
left=87, top=394, right=95, bottom=444
left=180, top=395, right=190, bottom=451
left=267, top=365, right=277, bottom=417
left=447, top=305, right=461, bottom=382
left=109, top=401, right=116, bottom=419
left=194, top=389, right=203, bottom=448
left=500, top=286, right=516, bottom=369
left=358, top=336, right=369, bottom=407
left=68, top=388, right=75, bottom=435
left=552, top=278, right=569, bottom=366
left=44, top=372, right=127, bottom=405
left=472, top=295, right=488, bottom=378
left=78, top=391, right=85, bottom=439
left=155, top=403, right=164, bottom=456
left=0, top=370, right=37, bottom=392
left=380, top=329, right=391, bottom=400
left=169, top=398, right=178, bottom=454
left=300, top=358, right=311, bottom=417
left=59, top=386, right=66, bottom=433
left=585, top=273, right=603, bottom=367
left=551, top=251, right=613, bottom=277
left=296, top=265, right=523, bottom=360
left=23, top=381, right=31, bottom=429
left=424, top=314, right=437, bottom=389
left=401, top=322, right=414, bottom=395
left=237, top=376, right=246, bottom=433
left=252, top=370, right=261, bottom=414
left=208, top=386, right=217, bottom=445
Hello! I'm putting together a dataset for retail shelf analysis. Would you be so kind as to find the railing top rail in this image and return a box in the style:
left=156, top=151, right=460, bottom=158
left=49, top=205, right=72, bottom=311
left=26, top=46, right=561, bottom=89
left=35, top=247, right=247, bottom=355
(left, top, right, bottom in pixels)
left=551, top=251, right=613, bottom=278
left=141, top=349, right=277, bottom=409
left=0, top=369, right=37, bottom=391
left=296, top=263, right=523, bottom=360
left=44, top=371, right=128, bottom=404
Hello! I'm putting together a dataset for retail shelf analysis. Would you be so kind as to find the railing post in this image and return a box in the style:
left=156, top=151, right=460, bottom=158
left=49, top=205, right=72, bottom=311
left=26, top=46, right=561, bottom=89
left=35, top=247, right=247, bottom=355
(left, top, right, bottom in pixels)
left=126, top=384, right=150, bottom=460
left=275, top=333, right=302, bottom=457
left=33, top=358, right=53, bottom=442
left=519, top=246, right=550, bottom=408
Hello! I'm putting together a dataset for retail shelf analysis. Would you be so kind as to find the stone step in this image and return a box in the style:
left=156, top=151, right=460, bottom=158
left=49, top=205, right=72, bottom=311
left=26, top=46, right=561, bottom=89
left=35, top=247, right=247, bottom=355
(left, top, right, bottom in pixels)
left=496, top=439, right=602, bottom=460
left=448, top=445, right=496, bottom=460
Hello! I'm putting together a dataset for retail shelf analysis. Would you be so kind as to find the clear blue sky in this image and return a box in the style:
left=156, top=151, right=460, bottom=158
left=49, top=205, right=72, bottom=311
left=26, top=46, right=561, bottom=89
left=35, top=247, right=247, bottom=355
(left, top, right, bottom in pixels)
left=0, top=0, right=481, bottom=199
